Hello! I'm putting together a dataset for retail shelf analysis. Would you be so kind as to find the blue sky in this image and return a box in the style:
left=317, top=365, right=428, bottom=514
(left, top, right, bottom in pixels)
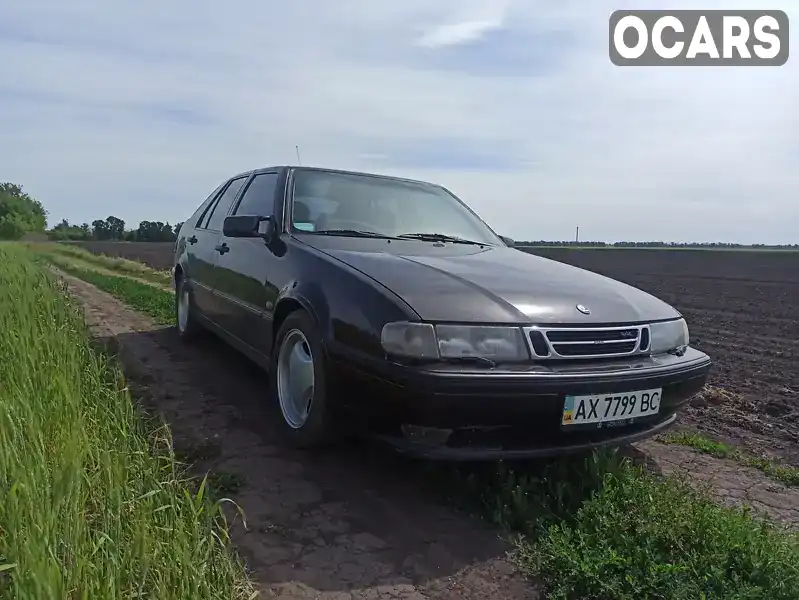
left=0, top=0, right=796, bottom=243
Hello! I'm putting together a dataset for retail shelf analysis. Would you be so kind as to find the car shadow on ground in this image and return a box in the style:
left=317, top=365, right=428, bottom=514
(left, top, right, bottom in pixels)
left=95, top=323, right=662, bottom=595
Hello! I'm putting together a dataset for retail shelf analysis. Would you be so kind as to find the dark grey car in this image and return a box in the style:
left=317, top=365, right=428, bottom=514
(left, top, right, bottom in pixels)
left=171, top=165, right=712, bottom=460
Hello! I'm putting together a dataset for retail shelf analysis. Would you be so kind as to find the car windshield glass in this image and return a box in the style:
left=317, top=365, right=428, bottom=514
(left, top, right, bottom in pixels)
left=289, top=169, right=502, bottom=245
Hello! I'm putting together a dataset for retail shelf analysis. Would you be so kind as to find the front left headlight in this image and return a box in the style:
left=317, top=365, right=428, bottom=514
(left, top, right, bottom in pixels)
left=649, top=318, right=689, bottom=354
left=380, top=321, right=529, bottom=361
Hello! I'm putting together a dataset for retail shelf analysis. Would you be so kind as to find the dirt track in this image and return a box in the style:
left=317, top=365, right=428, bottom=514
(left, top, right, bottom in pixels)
left=62, top=272, right=539, bottom=600
left=58, top=266, right=799, bottom=597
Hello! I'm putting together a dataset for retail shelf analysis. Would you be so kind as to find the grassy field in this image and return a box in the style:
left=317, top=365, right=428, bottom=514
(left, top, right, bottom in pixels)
left=0, top=244, right=255, bottom=599
left=38, top=242, right=173, bottom=286
left=19, top=243, right=799, bottom=599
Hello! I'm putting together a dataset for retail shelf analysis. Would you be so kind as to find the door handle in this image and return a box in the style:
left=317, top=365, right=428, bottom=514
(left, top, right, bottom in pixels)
left=187, top=235, right=198, bottom=244
left=214, top=243, right=230, bottom=255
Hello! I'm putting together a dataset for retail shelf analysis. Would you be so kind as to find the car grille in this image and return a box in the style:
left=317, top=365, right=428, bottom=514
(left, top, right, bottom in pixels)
left=524, top=325, right=650, bottom=360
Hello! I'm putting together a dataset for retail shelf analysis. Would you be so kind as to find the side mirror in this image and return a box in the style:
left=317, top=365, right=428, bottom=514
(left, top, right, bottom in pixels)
left=499, top=235, right=515, bottom=247
left=223, top=215, right=274, bottom=240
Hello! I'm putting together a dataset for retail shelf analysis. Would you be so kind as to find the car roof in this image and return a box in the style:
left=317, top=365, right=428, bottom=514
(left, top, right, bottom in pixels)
left=226, top=165, right=441, bottom=188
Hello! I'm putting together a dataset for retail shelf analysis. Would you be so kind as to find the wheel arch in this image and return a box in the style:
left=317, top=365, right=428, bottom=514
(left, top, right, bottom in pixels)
left=272, top=284, right=328, bottom=349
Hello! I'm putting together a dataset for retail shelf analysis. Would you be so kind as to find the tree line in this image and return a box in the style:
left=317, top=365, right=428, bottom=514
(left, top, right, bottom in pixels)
left=0, top=181, right=184, bottom=242
left=49, top=216, right=184, bottom=243
left=1, top=180, right=796, bottom=248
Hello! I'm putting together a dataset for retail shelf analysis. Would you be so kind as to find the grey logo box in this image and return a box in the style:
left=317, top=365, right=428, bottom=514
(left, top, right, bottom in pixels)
left=609, top=10, right=789, bottom=66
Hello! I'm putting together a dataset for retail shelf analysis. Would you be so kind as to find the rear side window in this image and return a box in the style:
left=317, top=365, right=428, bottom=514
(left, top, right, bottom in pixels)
left=233, top=172, right=279, bottom=216
left=202, top=177, right=248, bottom=231
left=191, top=181, right=226, bottom=228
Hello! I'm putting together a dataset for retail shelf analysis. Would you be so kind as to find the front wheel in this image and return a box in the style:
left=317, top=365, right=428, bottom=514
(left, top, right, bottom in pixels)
left=269, top=310, right=338, bottom=448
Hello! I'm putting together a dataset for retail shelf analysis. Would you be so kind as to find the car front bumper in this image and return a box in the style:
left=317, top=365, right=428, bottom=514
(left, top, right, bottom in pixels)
left=330, top=347, right=712, bottom=460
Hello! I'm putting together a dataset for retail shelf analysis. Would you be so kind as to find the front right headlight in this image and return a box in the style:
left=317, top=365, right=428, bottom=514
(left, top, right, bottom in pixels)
left=649, top=318, right=689, bottom=354
left=380, top=321, right=529, bottom=361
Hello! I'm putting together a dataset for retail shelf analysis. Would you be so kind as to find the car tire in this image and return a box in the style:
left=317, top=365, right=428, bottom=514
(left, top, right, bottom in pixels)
left=269, top=309, right=337, bottom=448
left=175, top=275, right=202, bottom=341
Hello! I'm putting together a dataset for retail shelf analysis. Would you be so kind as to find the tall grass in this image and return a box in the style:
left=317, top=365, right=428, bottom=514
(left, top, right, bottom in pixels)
left=41, top=243, right=172, bottom=286
left=44, top=256, right=174, bottom=325
left=0, top=245, right=255, bottom=599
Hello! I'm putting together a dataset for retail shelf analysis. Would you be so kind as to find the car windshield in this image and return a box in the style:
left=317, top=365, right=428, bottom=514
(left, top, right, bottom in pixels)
left=289, top=169, right=503, bottom=245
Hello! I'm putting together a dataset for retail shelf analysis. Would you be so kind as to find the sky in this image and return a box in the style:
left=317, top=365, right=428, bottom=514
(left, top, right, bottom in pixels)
left=0, top=0, right=796, bottom=244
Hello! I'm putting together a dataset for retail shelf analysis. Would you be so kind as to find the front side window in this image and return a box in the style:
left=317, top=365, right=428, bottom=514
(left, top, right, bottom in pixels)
left=289, top=169, right=502, bottom=244
left=233, top=172, right=278, bottom=216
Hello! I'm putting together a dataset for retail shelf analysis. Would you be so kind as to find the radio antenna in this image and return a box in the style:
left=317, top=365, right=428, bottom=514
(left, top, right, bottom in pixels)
left=295, top=145, right=302, bottom=166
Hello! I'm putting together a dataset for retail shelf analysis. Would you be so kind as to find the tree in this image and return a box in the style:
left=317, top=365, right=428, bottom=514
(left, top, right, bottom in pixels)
left=0, top=182, right=48, bottom=240
left=92, top=219, right=111, bottom=240
left=134, top=220, right=176, bottom=242
left=91, top=216, right=125, bottom=240
left=48, top=218, right=92, bottom=240
left=105, top=216, right=125, bottom=240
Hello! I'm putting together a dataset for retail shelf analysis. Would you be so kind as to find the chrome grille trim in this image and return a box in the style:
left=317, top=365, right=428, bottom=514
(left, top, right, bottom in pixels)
left=523, top=325, right=651, bottom=360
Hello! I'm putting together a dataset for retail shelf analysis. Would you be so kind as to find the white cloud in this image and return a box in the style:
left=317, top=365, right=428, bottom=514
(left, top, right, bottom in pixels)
left=416, top=0, right=512, bottom=48
left=0, top=0, right=796, bottom=243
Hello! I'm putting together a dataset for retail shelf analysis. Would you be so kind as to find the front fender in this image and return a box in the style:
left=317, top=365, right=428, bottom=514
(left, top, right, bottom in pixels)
left=275, top=281, right=328, bottom=336
left=276, top=252, right=417, bottom=365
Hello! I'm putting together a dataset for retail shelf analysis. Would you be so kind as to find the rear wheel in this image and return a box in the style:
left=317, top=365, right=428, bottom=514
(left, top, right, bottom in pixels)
left=175, top=275, right=202, bottom=341
left=269, top=309, right=337, bottom=448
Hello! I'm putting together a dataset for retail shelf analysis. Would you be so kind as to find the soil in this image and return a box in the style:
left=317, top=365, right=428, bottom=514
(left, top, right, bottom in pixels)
left=61, top=272, right=541, bottom=600
left=56, top=265, right=799, bottom=598
left=69, top=241, right=175, bottom=270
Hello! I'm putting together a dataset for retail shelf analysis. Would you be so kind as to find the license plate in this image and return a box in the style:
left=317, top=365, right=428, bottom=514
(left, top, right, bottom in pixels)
left=562, top=388, right=662, bottom=427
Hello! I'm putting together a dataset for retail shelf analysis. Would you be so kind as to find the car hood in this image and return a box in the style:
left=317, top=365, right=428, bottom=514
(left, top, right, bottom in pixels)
left=310, top=242, right=681, bottom=324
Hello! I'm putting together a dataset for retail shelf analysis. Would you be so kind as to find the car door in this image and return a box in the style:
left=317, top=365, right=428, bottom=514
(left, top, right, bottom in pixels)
left=183, top=182, right=228, bottom=316
left=212, top=171, right=281, bottom=356
left=192, top=175, right=249, bottom=324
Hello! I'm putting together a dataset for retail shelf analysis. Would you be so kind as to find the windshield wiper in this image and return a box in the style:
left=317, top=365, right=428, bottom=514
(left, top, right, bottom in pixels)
left=397, top=232, right=485, bottom=245
left=313, top=229, right=398, bottom=239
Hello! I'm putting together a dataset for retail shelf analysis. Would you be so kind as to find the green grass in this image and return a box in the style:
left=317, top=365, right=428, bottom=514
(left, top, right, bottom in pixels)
left=442, top=451, right=799, bottom=600
left=45, top=255, right=174, bottom=324
left=45, top=243, right=173, bottom=286
left=663, top=430, right=799, bottom=487
left=0, top=244, right=255, bottom=599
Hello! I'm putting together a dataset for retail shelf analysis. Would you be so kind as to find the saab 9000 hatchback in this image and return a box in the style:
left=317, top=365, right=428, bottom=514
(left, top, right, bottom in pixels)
left=171, top=166, right=712, bottom=460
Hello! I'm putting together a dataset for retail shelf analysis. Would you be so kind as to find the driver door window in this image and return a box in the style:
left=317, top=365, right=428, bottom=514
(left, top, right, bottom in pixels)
left=232, top=172, right=279, bottom=217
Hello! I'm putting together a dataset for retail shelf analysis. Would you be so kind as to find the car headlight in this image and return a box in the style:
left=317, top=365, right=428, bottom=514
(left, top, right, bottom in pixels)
left=649, top=318, right=689, bottom=354
left=380, top=322, right=529, bottom=361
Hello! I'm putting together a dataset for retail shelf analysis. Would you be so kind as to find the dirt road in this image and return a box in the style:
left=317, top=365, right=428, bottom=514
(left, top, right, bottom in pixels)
left=63, top=273, right=540, bottom=600
left=60, top=272, right=799, bottom=598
